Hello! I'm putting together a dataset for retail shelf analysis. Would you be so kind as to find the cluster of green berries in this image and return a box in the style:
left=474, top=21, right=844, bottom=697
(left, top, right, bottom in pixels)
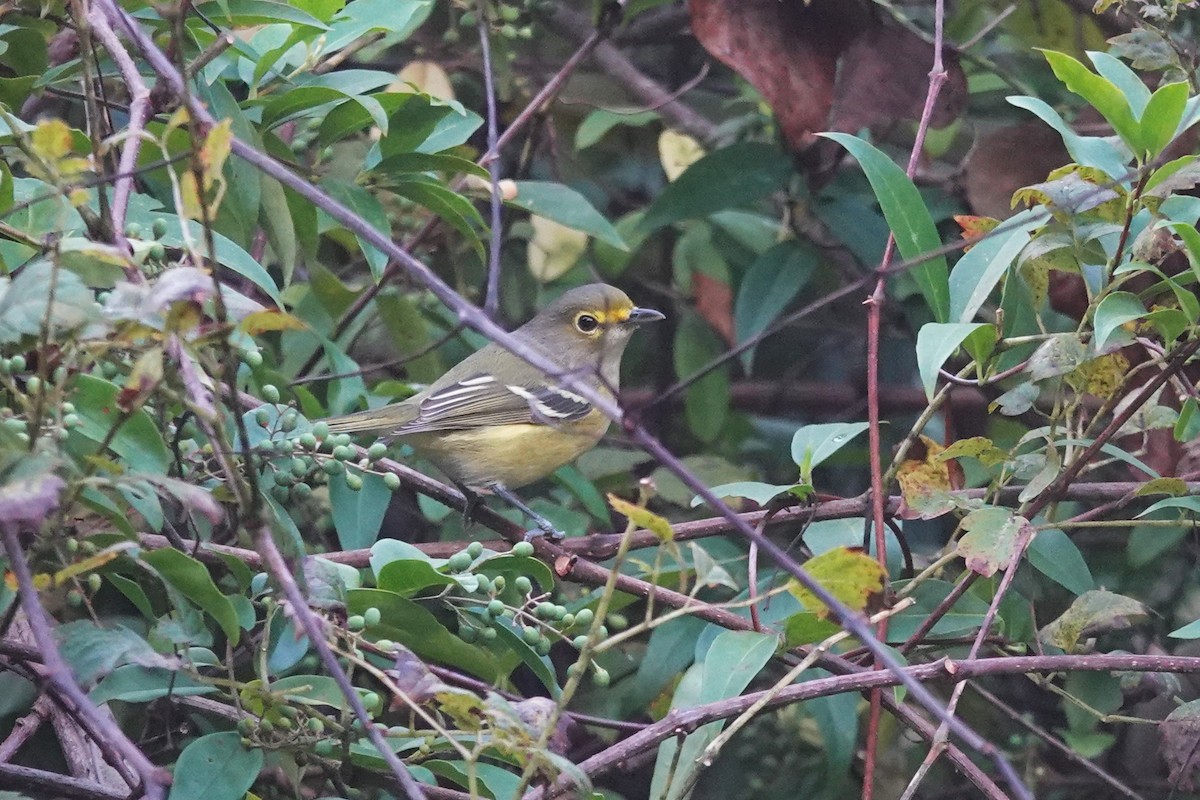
left=452, top=0, right=540, bottom=41
left=124, top=219, right=170, bottom=272
left=0, top=355, right=82, bottom=444
left=237, top=703, right=334, bottom=750
left=249, top=411, right=404, bottom=503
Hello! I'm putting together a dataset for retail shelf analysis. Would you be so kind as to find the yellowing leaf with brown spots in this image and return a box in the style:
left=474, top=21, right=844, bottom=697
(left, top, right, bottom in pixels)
left=1066, top=352, right=1130, bottom=399
left=938, top=436, right=1007, bottom=467
left=608, top=494, right=673, bottom=541
left=786, top=547, right=886, bottom=620
left=896, top=435, right=961, bottom=519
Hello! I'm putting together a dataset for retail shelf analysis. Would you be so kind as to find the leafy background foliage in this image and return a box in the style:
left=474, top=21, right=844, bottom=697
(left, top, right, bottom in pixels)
left=4, top=0, right=1200, bottom=799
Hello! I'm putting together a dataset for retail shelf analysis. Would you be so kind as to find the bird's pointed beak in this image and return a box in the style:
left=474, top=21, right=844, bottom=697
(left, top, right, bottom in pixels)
left=626, top=307, right=665, bottom=324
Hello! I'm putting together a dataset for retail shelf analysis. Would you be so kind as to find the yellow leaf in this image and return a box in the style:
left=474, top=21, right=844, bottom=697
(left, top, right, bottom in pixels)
left=31, top=118, right=73, bottom=161
left=527, top=215, right=587, bottom=282
left=786, top=547, right=886, bottom=620
left=608, top=493, right=673, bottom=541
left=395, top=60, right=455, bottom=101
left=239, top=309, right=308, bottom=334
left=658, top=129, right=704, bottom=181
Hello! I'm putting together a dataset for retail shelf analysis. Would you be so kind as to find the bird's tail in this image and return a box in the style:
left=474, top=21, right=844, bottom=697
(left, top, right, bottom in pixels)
left=322, top=404, right=416, bottom=434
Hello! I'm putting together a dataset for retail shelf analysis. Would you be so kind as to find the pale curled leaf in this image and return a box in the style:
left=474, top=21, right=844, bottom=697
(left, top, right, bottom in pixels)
left=1039, top=590, right=1147, bottom=652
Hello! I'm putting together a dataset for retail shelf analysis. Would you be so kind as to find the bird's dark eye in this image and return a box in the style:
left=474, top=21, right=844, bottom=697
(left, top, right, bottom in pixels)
left=575, top=313, right=600, bottom=333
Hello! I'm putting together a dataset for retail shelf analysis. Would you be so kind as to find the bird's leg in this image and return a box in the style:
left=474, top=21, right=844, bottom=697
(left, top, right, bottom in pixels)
left=489, top=484, right=564, bottom=541
left=454, top=481, right=482, bottom=524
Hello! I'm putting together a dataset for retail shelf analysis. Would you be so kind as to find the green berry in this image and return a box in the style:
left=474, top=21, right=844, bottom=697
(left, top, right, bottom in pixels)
left=459, top=625, right=478, bottom=643
left=487, top=599, right=504, bottom=616
left=333, top=434, right=353, bottom=447
left=66, top=589, right=84, bottom=607
left=332, top=445, right=353, bottom=461
left=500, top=23, right=517, bottom=38
left=314, top=739, right=333, bottom=756
left=294, top=482, right=313, bottom=499
left=262, top=384, right=280, bottom=403
left=25, top=376, right=41, bottom=394
left=512, top=541, right=534, bottom=557
left=63, top=413, right=80, bottom=428
left=535, top=636, right=552, bottom=656
left=459, top=10, right=476, bottom=26
left=383, top=472, right=401, bottom=491
left=291, top=457, right=308, bottom=476
left=61, top=402, right=74, bottom=414
left=244, top=350, right=264, bottom=368
left=522, top=626, right=540, bottom=645
left=363, top=607, right=381, bottom=626
left=276, top=715, right=293, bottom=730
left=367, top=442, right=387, bottom=460
left=481, top=626, right=497, bottom=641
left=280, top=410, right=298, bottom=431
left=475, top=574, right=492, bottom=594
left=448, top=552, right=472, bottom=572
left=237, top=717, right=255, bottom=735
left=375, top=638, right=395, bottom=651
left=572, top=635, right=588, bottom=649
left=492, top=575, right=506, bottom=591
left=347, top=614, right=365, bottom=631
left=152, top=218, right=168, bottom=238
left=298, top=433, right=317, bottom=450
left=254, top=408, right=270, bottom=426
left=65, top=538, right=79, bottom=553
left=271, top=485, right=291, bottom=503
left=362, top=692, right=381, bottom=711
left=9, top=355, right=25, bottom=372
left=258, top=718, right=274, bottom=734
left=312, top=421, right=330, bottom=438
left=608, top=613, right=628, bottom=630
left=535, top=602, right=556, bottom=620
left=149, top=242, right=166, bottom=261
left=306, top=717, right=324, bottom=734
left=560, top=613, right=575, bottom=628
left=323, top=460, right=343, bottom=476
left=597, top=626, right=609, bottom=639
left=553, top=605, right=567, bottom=620
left=344, top=472, right=363, bottom=491
left=566, top=662, right=583, bottom=678
left=592, top=667, right=610, bottom=687
left=87, top=573, right=102, bottom=593
left=466, top=541, right=483, bottom=558
left=514, top=576, right=532, bottom=594
left=500, top=4, right=519, bottom=21
left=0, top=358, right=10, bottom=374
left=574, top=608, right=594, bottom=627
left=124, top=222, right=142, bottom=238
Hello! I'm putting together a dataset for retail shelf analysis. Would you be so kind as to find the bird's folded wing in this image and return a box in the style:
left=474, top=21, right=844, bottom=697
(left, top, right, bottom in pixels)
left=400, top=373, right=593, bottom=433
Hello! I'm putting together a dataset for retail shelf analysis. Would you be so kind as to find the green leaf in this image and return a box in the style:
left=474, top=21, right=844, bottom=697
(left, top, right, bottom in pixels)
left=1140, top=81, right=1190, bottom=158
left=489, top=617, right=560, bottom=697
left=819, top=133, right=950, bottom=321
left=650, top=631, right=778, bottom=800
left=949, top=212, right=1039, bottom=322
left=141, top=549, right=241, bottom=645
left=733, top=240, right=818, bottom=371
left=168, top=731, right=264, bottom=800
left=1138, top=496, right=1200, bottom=517
left=1008, top=96, right=1129, bottom=178
left=346, top=588, right=500, bottom=680
left=328, top=468, right=390, bottom=550
left=72, top=375, right=171, bottom=473
left=507, top=181, right=625, bottom=249
left=1093, top=291, right=1144, bottom=350
left=915, top=322, right=989, bottom=401
left=194, top=0, right=329, bottom=28
left=672, top=313, right=729, bottom=442
left=790, top=422, right=870, bottom=484
left=392, top=178, right=486, bottom=261
left=639, top=142, right=792, bottom=232
left=575, top=109, right=657, bottom=150
left=320, top=179, right=391, bottom=281
left=0, top=259, right=98, bottom=344
left=56, top=621, right=169, bottom=685
left=375, top=558, right=457, bottom=596
left=887, top=579, right=989, bottom=641
left=1027, top=529, right=1094, bottom=594
left=697, top=481, right=807, bottom=508
left=91, top=665, right=216, bottom=704
left=1043, top=50, right=1142, bottom=155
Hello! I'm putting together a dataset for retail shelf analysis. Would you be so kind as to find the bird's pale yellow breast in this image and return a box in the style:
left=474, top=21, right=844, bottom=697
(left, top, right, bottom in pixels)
left=405, top=410, right=610, bottom=489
